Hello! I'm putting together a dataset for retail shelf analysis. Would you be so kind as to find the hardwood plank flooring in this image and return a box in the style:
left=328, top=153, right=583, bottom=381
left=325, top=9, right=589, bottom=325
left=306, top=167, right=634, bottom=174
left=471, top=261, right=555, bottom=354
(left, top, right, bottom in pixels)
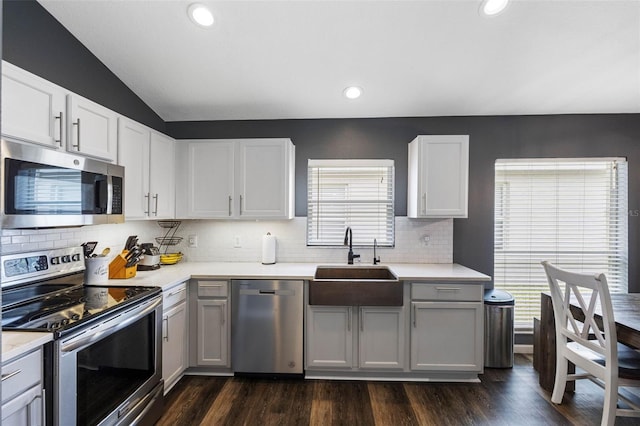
left=157, top=355, right=640, bottom=425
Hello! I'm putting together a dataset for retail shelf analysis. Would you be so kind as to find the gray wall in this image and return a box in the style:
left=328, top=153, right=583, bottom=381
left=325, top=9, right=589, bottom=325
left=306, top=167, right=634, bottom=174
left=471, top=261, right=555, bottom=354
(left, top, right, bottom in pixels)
left=2, top=0, right=165, bottom=132
left=4, top=1, right=640, bottom=292
left=167, top=115, right=640, bottom=292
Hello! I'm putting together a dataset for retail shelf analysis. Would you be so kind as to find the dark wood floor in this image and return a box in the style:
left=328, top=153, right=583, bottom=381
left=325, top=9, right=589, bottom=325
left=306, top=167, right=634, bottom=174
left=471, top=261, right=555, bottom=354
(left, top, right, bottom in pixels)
left=157, top=355, right=640, bottom=425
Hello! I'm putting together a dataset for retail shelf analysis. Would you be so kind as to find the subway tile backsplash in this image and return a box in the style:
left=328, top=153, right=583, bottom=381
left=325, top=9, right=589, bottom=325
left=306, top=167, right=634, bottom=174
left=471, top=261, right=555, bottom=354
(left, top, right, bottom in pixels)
left=0, top=217, right=452, bottom=264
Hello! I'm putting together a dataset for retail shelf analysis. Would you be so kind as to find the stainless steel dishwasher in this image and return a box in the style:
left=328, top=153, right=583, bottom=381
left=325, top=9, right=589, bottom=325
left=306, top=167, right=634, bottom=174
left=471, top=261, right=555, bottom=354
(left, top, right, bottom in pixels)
left=231, top=280, right=304, bottom=375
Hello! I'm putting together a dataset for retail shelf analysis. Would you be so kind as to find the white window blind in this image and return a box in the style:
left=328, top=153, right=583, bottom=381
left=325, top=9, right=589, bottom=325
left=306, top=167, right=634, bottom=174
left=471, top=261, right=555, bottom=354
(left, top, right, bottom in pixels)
left=307, top=159, right=395, bottom=246
left=494, top=158, right=628, bottom=330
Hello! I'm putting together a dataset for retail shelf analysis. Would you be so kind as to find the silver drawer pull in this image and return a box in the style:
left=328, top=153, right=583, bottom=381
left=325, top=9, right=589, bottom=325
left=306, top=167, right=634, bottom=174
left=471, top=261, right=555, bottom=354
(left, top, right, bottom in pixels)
left=168, top=288, right=187, bottom=297
left=200, top=284, right=223, bottom=288
left=1, top=369, right=22, bottom=381
left=436, top=287, right=461, bottom=291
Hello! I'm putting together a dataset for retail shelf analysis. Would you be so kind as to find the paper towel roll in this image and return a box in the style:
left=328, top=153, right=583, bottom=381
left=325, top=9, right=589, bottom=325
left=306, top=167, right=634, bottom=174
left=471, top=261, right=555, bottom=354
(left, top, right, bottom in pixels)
left=262, top=232, right=276, bottom=264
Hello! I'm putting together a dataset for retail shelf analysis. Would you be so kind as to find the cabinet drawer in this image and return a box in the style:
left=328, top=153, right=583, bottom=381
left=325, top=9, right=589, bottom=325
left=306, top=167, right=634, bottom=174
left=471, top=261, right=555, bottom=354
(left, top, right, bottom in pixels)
left=163, top=282, right=188, bottom=309
left=197, top=280, right=228, bottom=298
left=411, top=283, right=482, bottom=302
left=2, top=348, right=42, bottom=404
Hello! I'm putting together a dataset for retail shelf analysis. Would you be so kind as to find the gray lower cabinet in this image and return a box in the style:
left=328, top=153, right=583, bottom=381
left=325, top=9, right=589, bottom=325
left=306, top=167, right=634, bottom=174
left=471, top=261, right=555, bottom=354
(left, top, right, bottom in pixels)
left=306, top=305, right=405, bottom=370
left=359, top=307, right=405, bottom=369
left=410, top=283, right=483, bottom=372
left=189, top=279, right=230, bottom=368
left=162, top=281, right=188, bottom=394
left=1, top=347, right=44, bottom=426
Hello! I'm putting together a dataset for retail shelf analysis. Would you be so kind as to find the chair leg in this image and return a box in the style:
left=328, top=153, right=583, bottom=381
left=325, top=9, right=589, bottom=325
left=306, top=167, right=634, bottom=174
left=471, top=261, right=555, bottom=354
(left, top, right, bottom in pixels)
left=551, top=355, right=568, bottom=404
left=601, top=379, right=618, bottom=426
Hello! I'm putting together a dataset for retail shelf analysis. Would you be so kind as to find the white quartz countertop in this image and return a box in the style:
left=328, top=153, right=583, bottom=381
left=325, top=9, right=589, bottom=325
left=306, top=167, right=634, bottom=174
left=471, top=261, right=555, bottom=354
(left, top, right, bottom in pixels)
left=98, top=261, right=491, bottom=290
left=2, top=332, right=52, bottom=363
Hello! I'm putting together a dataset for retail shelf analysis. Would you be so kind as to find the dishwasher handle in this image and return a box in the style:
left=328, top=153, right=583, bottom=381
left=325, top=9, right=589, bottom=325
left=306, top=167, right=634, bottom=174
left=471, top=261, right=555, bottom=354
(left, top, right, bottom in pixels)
left=239, top=288, right=296, bottom=296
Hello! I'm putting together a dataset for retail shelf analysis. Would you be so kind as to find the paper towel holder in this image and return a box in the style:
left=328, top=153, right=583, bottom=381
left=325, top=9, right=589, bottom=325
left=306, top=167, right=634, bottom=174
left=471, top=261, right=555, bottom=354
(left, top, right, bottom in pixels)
left=262, top=232, right=276, bottom=265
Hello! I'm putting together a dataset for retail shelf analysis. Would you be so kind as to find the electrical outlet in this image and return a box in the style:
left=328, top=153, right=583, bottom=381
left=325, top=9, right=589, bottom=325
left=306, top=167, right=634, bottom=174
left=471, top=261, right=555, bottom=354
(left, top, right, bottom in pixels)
left=233, top=235, right=242, bottom=248
left=188, top=234, right=198, bottom=248
left=422, top=235, right=430, bottom=245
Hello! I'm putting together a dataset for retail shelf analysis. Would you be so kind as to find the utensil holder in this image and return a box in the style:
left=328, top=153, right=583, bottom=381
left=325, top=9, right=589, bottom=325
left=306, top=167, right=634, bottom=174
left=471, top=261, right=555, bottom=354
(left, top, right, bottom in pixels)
left=108, top=251, right=137, bottom=279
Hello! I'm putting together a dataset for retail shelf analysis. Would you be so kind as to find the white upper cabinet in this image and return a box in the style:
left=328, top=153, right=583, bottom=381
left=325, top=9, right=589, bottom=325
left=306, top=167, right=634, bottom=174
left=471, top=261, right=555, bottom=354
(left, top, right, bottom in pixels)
left=68, top=94, right=118, bottom=161
left=118, top=117, right=175, bottom=220
left=180, top=140, right=235, bottom=218
left=149, top=131, right=176, bottom=219
left=1, top=61, right=66, bottom=148
left=176, top=138, right=295, bottom=220
left=118, top=118, right=151, bottom=219
left=407, top=135, right=469, bottom=218
left=236, top=139, right=295, bottom=219
left=1, top=61, right=119, bottom=162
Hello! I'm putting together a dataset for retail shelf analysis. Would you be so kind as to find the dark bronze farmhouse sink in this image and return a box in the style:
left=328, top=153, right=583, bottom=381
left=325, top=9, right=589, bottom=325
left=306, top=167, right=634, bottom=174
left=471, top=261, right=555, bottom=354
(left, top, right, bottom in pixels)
left=309, top=266, right=402, bottom=306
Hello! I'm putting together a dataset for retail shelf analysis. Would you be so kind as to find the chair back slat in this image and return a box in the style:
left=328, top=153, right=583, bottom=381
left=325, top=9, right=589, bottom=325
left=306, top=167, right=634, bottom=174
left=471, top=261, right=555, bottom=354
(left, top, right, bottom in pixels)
left=542, top=261, right=617, bottom=362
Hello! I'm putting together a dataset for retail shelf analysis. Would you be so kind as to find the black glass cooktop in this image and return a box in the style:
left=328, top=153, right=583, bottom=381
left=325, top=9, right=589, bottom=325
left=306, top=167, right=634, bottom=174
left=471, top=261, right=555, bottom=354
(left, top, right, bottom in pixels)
left=2, top=275, right=160, bottom=335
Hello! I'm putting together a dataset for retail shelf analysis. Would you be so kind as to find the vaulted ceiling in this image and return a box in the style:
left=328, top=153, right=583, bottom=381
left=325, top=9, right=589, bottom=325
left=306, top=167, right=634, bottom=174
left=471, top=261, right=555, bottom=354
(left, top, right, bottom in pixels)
left=39, top=0, right=640, bottom=121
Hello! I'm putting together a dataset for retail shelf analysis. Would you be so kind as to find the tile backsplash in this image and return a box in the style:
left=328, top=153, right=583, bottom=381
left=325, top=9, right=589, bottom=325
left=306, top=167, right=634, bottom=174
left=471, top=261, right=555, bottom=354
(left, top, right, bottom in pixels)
left=1, top=217, right=452, bottom=264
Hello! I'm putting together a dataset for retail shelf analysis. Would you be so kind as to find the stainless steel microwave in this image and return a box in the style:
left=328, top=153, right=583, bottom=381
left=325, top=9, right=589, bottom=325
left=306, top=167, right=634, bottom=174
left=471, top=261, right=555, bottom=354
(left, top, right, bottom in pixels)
left=1, top=139, right=124, bottom=228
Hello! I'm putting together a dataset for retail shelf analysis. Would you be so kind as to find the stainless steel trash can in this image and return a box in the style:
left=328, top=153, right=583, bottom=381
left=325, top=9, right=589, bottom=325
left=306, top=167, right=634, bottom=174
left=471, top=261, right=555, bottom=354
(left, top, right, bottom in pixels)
left=484, top=289, right=515, bottom=368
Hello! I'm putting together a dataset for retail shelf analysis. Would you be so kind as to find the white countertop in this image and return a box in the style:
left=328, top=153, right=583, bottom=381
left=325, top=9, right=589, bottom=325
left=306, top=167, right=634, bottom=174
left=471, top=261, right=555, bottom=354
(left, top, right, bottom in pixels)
left=2, top=332, right=52, bottom=363
left=2, top=262, right=490, bottom=360
left=100, top=261, right=491, bottom=290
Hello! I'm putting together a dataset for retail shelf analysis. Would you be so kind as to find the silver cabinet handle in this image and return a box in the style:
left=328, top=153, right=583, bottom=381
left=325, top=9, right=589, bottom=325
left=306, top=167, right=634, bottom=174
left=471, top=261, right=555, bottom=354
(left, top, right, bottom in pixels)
left=413, top=304, right=417, bottom=328
left=55, top=112, right=63, bottom=146
left=1, top=369, right=21, bottom=381
left=144, top=193, right=150, bottom=215
left=436, top=287, right=461, bottom=292
left=221, top=304, right=226, bottom=325
left=239, top=195, right=243, bottom=215
left=168, top=288, right=187, bottom=297
left=347, top=308, right=351, bottom=332
left=72, top=118, right=81, bottom=149
left=200, top=283, right=223, bottom=288
left=422, top=193, right=427, bottom=215
left=360, top=308, right=364, bottom=332
left=228, top=196, right=232, bottom=216
left=41, top=388, right=46, bottom=426
left=163, top=316, right=169, bottom=341
left=153, top=194, right=159, bottom=216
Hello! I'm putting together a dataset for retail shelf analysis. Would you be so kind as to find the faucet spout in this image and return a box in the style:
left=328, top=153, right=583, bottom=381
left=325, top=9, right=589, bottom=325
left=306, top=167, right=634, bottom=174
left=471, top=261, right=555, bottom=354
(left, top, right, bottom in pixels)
left=344, top=227, right=360, bottom=264
left=373, top=238, right=380, bottom=265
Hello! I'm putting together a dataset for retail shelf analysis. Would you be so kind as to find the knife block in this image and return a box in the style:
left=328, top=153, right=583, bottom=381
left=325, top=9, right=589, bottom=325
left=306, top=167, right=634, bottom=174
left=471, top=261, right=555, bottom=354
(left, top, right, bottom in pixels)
left=108, top=252, right=137, bottom=279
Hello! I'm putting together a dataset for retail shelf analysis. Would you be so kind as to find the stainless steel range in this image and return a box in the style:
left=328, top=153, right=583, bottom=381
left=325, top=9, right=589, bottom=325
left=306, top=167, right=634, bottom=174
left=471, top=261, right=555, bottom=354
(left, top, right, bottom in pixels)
left=1, top=247, right=164, bottom=426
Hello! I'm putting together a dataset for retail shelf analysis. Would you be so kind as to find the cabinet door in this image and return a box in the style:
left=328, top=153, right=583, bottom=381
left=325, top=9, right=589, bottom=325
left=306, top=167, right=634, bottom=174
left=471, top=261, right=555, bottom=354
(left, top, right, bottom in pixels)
left=185, top=141, right=235, bottom=218
left=162, top=301, right=187, bottom=394
left=359, top=307, right=405, bottom=370
left=118, top=118, right=150, bottom=220
left=306, top=306, right=353, bottom=368
left=1, top=385, right=43, bottom=426
left=408, top=135, right=469, bottom=218
left=410, top=301, right=483, bottom=371
left=67, top=94, right=118, bottom=161
left=236, top=139, right=294, bottom=219
left=2, top=61, right=66, bottom=148
left=196, top=299, right=229, bottom=366
left=149, top=132, right=176, bottom=219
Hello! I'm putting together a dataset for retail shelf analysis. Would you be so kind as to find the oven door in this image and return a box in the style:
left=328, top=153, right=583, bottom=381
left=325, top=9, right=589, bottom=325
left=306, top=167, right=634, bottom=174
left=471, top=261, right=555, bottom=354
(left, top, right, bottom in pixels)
left=54, top=295, right=163, bottom=426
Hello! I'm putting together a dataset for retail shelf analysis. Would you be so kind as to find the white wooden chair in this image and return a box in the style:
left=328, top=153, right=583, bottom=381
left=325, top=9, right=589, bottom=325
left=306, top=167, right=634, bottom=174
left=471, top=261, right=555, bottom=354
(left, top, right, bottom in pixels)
left=542, top=261, right=640, bottom=426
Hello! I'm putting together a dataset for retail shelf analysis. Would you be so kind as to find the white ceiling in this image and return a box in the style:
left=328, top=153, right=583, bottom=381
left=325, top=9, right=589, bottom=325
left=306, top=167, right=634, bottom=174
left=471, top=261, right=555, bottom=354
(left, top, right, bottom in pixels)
left=38, top=0, right=640, bottom=122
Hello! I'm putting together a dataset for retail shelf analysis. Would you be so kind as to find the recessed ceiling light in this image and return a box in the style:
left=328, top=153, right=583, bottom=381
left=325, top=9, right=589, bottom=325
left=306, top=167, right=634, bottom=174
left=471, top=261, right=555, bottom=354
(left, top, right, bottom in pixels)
left=480, top=0, right=509, bottom=16
left=188, top=3, right=214, bottom=27
left=343, top=86, right=363, bottom=100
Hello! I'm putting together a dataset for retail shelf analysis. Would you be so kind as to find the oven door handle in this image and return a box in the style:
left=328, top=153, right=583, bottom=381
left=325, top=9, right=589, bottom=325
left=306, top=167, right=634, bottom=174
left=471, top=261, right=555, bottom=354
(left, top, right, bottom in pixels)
left=61, top=297, right=161, bottom=353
